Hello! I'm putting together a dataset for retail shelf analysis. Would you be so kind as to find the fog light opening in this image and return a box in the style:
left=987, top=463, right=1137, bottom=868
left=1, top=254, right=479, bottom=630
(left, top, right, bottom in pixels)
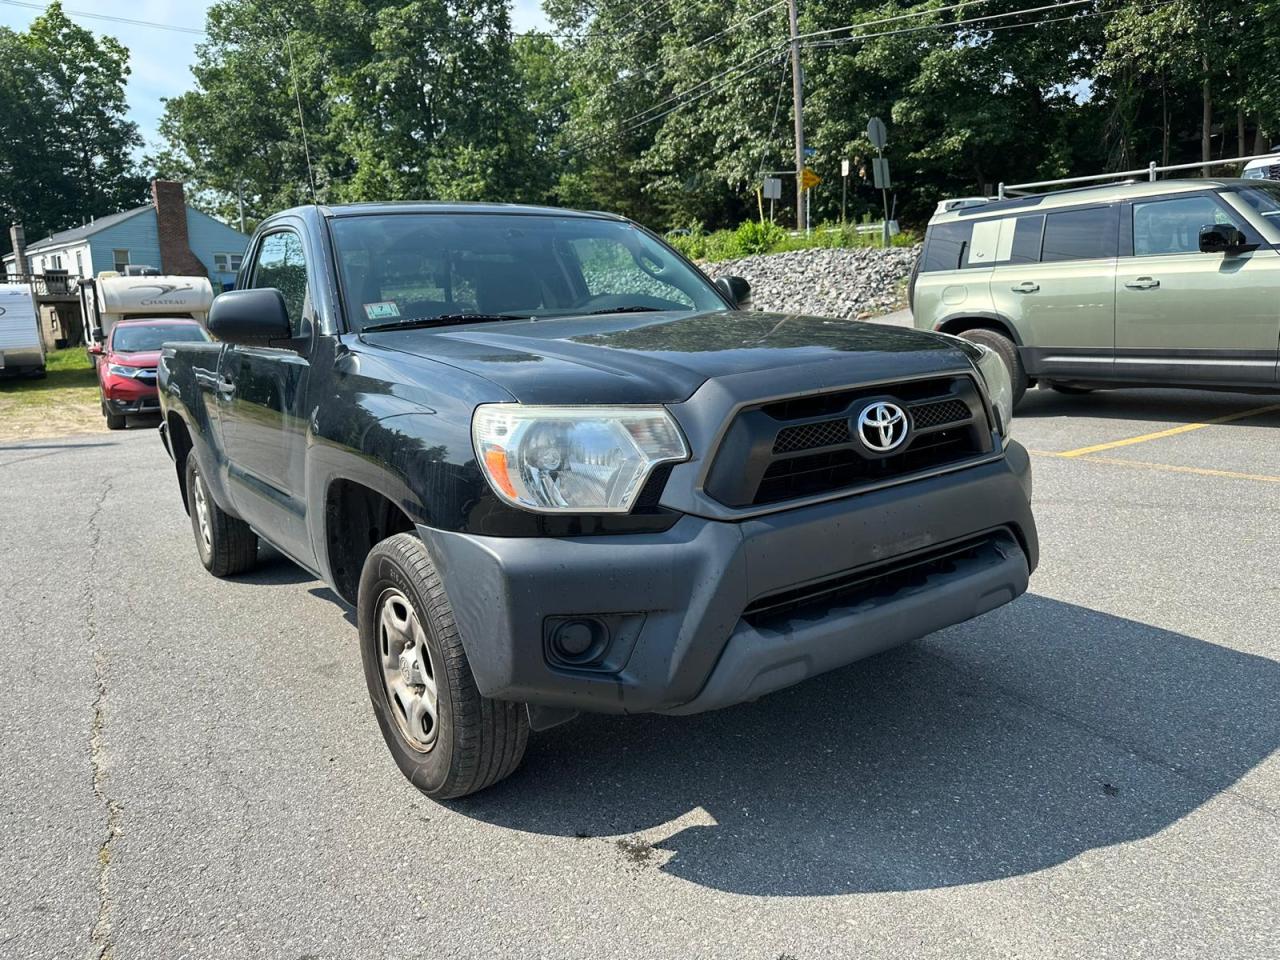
left=549, top=617, right=609, bottom=666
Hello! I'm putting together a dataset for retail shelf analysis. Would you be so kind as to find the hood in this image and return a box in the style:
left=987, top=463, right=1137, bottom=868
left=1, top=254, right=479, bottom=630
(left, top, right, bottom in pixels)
left=360, top=310, right=974, bottom=405
left=110, top=350, right=161, bottom=368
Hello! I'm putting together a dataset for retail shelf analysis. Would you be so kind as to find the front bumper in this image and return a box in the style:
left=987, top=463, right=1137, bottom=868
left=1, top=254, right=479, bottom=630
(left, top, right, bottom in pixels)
left=103, top=376, right=160, bottom=416
left=422, top=443, right=1036, bottom=717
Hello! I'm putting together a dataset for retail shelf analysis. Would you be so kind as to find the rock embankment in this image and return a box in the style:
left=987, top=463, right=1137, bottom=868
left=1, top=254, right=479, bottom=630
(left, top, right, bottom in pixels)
left=701, top=246, right=919, bottom=319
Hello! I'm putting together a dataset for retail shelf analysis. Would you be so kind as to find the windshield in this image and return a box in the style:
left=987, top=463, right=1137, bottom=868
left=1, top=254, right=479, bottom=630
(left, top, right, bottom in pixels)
left=329, top=213, right=728, bottom=332
left=1236, top=182, right=1280, bottom=222
left=112, top=323, right=209, bottom=353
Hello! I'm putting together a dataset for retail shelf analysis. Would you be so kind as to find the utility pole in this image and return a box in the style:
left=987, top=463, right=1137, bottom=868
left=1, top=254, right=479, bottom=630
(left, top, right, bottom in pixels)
left=787, top=0, right=805, bottom=233
left=237, top=182, right=246, bottom=234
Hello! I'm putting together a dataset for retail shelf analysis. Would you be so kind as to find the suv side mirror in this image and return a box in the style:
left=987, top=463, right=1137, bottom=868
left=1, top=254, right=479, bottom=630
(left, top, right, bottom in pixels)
left=715, top=275, right=753, bottom=309
left=208, top=288, right=291, bottom=346
left=1199, top=223, right=1251, bottom=255
left=87, top=342, right=103, bottom=356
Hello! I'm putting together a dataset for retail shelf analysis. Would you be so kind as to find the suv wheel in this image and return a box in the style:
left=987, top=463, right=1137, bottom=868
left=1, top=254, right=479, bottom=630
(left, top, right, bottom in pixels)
left=184, top=456, right=258, bottom=576
left=358, top=533, right=528, bottom=799
left=101, top=393, right=126, bottom=431
left=958, top=327, right=1027, bottom=407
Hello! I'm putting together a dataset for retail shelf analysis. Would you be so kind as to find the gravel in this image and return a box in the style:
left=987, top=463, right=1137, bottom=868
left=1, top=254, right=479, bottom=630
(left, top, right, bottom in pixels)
left=701, top=245, right=920, bottom=319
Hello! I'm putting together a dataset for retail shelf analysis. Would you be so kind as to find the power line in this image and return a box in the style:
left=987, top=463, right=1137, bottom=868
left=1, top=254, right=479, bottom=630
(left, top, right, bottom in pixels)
left=794, top=0, right=998, bottom=43
left=0, top=0, right=204, bottom=34
left=802, top=0, right=1093, bottom=48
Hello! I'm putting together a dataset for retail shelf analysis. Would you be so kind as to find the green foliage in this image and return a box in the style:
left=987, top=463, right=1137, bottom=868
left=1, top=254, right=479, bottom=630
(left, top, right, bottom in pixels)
left=0, top=2, right=145, bottom=258
left=666, top=219, right=919, bottom=262
left=149, top=0, right=1280, bottom=237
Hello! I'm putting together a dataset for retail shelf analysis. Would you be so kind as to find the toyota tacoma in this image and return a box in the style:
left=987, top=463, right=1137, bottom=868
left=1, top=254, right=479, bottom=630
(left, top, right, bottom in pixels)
left=158, top=203, right=1038, bottom=799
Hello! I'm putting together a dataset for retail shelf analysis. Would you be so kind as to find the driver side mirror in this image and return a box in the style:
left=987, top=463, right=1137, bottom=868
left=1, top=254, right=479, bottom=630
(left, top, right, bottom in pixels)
left=87, top=342, right=103, bottom=356
left=1199, top=223, right=1251, bottom=255
left=715, top=275, right=753, bottom=309
left=208, top=288, right=291, bottom=346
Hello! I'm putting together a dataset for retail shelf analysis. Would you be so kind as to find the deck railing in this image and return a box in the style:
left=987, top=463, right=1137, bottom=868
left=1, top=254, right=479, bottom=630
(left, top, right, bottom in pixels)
left=4, top=272, right=83, bottom=298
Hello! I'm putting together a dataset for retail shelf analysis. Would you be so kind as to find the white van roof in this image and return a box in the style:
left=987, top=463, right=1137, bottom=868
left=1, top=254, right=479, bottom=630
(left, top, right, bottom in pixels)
left=97, top=275, right=215, bottom=316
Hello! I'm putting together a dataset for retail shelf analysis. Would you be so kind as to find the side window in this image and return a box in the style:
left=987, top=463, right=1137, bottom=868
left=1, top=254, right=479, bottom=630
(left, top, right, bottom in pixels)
left=921, top=221, right=973, bottom=272
left=1009, top=215, right=1045, bottom=264
left=569, top=237, right=694, bottom=308
left=1041, top=207, right=1118, bottom=262
left=1133, top=195, right=1237, bottom=256
left=252, top=232, right=309, bottom=335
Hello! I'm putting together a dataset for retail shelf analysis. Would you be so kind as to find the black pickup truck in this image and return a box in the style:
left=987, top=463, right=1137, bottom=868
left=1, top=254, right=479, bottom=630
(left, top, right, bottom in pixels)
left=159, top=202, right=1037, bottom=799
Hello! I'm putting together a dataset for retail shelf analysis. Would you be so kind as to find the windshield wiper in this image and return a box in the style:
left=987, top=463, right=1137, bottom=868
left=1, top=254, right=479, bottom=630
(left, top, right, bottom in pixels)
left=587, top=305, right=664, bottom=315
left=362, top=313, right=529, bottom=333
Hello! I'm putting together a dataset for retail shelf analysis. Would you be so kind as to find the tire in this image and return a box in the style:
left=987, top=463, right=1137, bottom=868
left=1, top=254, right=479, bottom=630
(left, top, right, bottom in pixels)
left=358, top=532, right=528, bottom=799
left=958, top=327, right=1027, bottom=407
left=101, top=394, right=127, bottom=430
left=184, top=455, right=258, bottom=576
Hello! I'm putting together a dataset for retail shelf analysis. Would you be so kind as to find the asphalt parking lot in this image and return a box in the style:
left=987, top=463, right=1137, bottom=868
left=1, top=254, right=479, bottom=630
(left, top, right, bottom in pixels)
left=1, top=386, right=1277, bottom=959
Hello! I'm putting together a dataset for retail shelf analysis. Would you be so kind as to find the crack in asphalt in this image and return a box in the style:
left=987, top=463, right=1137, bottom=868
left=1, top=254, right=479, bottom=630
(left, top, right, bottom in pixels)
left=85, top=477, right=121, bottom=960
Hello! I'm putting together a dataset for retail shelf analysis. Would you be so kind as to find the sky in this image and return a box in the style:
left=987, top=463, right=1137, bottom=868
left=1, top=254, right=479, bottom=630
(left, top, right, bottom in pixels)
left=0, top=0, right=552, bottom=153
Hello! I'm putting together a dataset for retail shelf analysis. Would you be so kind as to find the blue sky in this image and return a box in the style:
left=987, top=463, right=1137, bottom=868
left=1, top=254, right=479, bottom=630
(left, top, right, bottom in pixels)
left=0, top=0, right=551, bottom=153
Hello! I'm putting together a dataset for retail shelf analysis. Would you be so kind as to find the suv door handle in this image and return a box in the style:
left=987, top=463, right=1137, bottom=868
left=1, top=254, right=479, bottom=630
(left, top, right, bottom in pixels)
left=1125, top=277, right=1160, bottom=290
left=1011, top=281, right=1040, bottom=293
left=215, top=374, right=235, bottom=397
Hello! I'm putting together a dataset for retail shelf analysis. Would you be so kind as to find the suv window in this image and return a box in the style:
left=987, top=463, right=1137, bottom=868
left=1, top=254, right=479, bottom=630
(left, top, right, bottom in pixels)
left=1041, top=207, right=1118, bottom=262
left=252, top=231, right=309, bottom=335
left=921, top=221, right=972, bottom=272
left=1132, top=195, right=1236, bottom=256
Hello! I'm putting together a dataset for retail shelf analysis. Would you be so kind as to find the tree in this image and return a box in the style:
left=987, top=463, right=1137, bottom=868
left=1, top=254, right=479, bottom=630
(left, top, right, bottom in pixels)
left=0, top=2, right=144, bottom=259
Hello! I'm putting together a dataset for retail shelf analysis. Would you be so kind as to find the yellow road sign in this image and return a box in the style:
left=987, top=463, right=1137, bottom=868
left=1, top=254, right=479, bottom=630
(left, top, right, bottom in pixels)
left=801, top=167, right=821, bottom=190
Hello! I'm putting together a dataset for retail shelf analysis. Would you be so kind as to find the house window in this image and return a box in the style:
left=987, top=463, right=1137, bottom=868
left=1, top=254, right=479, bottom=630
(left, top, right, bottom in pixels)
left=112, top=249, right=130, bottom=273
left=213, top=252, right=244, bottom=274
left=76, top=251, right=84, bottom=277
left=48, top=254, right=63, bottom=270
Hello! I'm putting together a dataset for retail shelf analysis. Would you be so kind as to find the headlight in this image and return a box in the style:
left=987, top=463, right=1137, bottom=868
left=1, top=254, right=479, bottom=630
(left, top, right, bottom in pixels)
left=107, top=363, right=137, bottom=378
left=972, top=344, right=1014, bottom=442
left=472, top=405, right=690, bottom=513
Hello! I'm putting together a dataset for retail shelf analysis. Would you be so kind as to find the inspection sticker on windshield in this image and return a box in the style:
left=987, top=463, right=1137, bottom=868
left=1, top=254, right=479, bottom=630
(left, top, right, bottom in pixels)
left=364, top=301, right=400, bottom=320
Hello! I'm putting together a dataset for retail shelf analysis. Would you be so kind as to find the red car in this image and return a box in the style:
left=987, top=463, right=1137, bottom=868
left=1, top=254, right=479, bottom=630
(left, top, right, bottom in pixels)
left=90, top=318, right=210, bottom=429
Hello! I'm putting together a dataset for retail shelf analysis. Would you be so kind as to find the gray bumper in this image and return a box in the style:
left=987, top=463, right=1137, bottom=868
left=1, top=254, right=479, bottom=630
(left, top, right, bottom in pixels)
left=421, top=443, right=1036, bottom=716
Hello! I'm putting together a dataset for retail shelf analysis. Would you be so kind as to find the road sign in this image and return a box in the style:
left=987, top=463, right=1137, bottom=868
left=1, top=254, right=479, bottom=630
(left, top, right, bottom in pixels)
left=873, top=157, right=891, bottom=190
left=867, top=117, right=887, bottom=149
left=801, top=167, right=821, bottom=190
left=803, top=146, right=816, bottom=158
left=841, top=158, right=850, bottom=177
left=762, top=177, right=783, bottom=200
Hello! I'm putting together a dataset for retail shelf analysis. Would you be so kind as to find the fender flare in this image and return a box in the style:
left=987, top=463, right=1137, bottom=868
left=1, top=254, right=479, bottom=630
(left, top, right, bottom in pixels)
left=932, top=311, right=1024, bottom=347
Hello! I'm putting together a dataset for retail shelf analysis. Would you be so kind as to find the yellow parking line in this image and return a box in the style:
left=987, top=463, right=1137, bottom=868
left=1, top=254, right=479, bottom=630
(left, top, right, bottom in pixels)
left=1055, top=403, right=1280, bottom=458
left=1075, top=455, right=1280, bottom=484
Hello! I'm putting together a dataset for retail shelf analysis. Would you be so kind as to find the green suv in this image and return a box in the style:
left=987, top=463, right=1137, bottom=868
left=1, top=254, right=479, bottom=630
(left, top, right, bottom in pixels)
left=910, top=178, right=1280, bottom=405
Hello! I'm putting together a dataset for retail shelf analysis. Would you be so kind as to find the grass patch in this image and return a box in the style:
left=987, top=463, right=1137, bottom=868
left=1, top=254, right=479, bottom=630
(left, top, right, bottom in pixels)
left=0, top=346, right=105, bottom=441
left=666, top=219, right=919, bottom=263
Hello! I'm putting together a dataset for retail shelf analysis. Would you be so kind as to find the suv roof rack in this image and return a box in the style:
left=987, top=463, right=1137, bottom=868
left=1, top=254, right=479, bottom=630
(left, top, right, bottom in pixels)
left=997, top=154, right=1278, bottom=199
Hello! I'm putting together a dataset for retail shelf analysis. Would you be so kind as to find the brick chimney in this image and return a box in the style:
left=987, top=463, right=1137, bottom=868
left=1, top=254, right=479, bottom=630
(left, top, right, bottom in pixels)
left=151, top=180, right=208, bottom=277
left=9, top=224, right=28, bottom=278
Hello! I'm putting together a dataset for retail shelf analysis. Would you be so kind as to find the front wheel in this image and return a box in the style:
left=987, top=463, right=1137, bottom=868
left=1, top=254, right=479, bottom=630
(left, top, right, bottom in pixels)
left=958, top=327, right=1028, bottom=407
left=184, top=456, right=258, bottom=576
left=358, top=533, right=528, bottom=799
left=101, top=395, right=126, bottom=430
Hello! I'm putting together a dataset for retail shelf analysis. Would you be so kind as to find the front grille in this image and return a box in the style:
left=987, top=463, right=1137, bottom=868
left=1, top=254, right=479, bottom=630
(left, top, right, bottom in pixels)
left=704, top=375, right=993, bottom=508
left=743, top=533, right=1009, bottom=627
left=773, top=418, right=851, bottom=454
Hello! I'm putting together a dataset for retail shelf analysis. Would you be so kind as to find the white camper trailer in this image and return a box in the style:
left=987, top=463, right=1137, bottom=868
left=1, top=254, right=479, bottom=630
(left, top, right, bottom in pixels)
left=80, top=272, right=215, bottom=344
left=0, top=282, right=45, bottom=377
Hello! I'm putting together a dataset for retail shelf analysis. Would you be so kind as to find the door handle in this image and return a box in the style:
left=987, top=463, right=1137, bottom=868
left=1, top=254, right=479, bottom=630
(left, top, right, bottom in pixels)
left=1011, top=281, right=1040, bottom=293
left=1125, top=277, right=1160, bottom=290
left=215, top=374, right=235, bottom=397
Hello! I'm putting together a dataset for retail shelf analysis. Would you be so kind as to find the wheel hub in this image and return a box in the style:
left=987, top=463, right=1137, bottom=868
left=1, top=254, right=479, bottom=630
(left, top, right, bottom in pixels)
left=376, top=588, right=439, bottom=752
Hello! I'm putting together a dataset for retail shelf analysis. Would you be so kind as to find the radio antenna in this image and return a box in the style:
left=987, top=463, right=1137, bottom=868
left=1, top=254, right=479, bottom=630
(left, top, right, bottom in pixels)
left=284, top=33, right=318, bottom=204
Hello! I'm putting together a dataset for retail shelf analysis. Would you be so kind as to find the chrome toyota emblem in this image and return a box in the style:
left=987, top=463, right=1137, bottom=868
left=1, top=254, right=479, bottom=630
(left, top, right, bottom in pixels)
left=856, top=401, right=908, bottom=453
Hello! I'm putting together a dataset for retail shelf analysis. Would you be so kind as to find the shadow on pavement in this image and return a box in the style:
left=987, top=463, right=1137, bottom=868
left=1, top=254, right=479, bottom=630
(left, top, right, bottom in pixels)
left=456, top=594, right=1278, bottom=895
left=235, top=545, right=316, bottom=586
left=1018, top=386, right=1280, bottom=426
